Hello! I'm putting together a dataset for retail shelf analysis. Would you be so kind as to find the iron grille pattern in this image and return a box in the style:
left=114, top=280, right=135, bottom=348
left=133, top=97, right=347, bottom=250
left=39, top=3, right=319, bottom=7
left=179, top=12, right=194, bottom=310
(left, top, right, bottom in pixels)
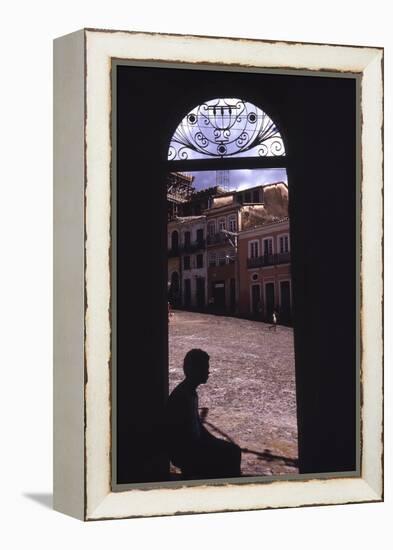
left=247, top=252, right=291, bottom=268
left=168, top=98, right=285, bottom=160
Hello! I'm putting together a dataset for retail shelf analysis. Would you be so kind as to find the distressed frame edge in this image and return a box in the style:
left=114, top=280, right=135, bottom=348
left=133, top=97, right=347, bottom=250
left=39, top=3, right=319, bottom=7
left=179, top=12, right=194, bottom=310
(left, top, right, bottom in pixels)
left=359, top=48, right=384, bottom=500
left=87, top=479, right=381, bottom=521
left=81, top=29, right=383, bottom=521
left=53, top=29, right=86, bottom=520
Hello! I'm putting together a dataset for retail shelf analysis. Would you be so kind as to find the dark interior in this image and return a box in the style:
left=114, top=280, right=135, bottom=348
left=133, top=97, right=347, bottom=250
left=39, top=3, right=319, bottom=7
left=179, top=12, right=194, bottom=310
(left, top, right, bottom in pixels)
left=115, top=63, right=357, bottom=484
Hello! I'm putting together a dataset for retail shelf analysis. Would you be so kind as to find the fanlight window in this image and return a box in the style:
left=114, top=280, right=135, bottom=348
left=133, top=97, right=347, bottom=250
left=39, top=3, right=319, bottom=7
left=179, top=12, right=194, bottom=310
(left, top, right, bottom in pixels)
left=168, top=98, right=285, bottom=160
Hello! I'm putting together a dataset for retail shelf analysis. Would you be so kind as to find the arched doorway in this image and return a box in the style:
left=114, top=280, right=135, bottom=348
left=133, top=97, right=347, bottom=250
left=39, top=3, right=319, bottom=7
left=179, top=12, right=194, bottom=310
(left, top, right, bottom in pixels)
left=166, top=97, right=297, bottom=478
left=115, top=64, right=357, bottom=484
left=167, top=97, right=290, bottom=318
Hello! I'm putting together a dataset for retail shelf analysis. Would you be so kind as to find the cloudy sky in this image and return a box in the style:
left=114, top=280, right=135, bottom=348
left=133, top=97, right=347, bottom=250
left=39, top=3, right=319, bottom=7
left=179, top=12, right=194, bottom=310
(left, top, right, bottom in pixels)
left=184, top=168, right=288, bottom=192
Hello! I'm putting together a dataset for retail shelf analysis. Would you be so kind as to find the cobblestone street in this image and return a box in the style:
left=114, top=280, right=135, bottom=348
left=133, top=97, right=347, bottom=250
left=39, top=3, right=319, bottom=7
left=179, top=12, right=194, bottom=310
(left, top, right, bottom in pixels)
left=169, top=310, right=298, bottom=477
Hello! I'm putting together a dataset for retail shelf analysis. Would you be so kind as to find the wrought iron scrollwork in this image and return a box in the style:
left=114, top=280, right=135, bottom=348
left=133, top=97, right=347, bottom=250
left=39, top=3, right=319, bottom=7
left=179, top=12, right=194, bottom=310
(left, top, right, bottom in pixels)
left=168, top=98, right=285, bottom=160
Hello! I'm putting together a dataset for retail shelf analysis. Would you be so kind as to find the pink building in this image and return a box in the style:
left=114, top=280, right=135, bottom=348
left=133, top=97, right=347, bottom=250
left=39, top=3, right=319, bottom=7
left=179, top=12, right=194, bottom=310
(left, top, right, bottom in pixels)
left=238, top=218, right=292, bottom=324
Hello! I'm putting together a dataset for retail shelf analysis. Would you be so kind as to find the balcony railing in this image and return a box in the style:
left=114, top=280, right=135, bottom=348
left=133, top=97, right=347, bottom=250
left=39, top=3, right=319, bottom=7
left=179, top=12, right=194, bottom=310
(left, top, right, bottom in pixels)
left=168, top=247, right=180, bottom=257
left=183, top=239, right=206, bottom=253
left=168, top=239, right=206, bottom=257
left=247, top=252, right=291, bottom=268
left=206, top=233, right=228, bottom=245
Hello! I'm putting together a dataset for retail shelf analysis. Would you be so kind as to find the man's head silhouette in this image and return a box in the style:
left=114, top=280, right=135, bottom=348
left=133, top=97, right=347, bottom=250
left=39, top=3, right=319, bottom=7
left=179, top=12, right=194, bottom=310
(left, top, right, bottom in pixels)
left=183, top=349, right=210, bottom=387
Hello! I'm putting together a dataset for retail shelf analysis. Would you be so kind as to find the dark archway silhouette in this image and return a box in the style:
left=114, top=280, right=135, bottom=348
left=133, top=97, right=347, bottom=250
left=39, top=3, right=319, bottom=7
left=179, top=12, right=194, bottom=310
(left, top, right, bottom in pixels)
left=115, top=63, right=357, bottom=483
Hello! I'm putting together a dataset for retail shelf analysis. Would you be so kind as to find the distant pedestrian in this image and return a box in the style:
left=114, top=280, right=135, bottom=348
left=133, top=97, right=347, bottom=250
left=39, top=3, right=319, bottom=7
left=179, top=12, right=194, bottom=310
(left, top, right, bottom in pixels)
left=269, top=309, right=278, bottom=331
left=273, top=310, right=278, bottom=330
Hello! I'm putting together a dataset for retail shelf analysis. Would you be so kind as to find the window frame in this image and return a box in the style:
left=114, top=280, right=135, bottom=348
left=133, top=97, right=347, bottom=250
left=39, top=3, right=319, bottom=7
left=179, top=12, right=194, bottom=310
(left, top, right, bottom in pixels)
left=228, top=215, right=237, bottom=232
left=183, top=255, right=191, bottom=270
left=263, top=237, right=274, bottom=256
left=217, top=250, right=227, bottom=266
left=218, top=217, right=226, bottom=232
left=196, top=253, right=204, bottom=269
left=207, top=220, right=216, bottom=237
left=278, top=233, right=290, bottom=254
left=208, top=252, right=217, bottom=267
left=248, top=239, right=260, bottom=259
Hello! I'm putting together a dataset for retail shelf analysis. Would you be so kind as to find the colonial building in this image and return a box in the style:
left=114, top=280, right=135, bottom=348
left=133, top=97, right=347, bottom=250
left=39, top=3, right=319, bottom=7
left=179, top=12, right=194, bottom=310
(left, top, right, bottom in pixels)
left=238, top=218, right=292, bottom=323
left=167, top=177, right=291, bottom=319
left=205, top=182, right=288, bottom=313
left=236, top=181, right=288, bottom=224
left=181, top=186, right=225, bottom=216
left=205, top=195, right=239, bottom=313
left=168, top=216, right=207, bottom=309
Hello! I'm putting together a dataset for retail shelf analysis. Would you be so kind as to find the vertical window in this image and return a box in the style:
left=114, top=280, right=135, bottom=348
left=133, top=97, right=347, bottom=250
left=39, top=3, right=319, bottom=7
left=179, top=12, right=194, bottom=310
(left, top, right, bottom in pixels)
left=218, top=218, right=226, bottom=231
left=279, top=235, right=289, bottom=253
left=244, top=191, right=251, bottom=203
left=253, top=189, right=260, bottom=202
left=183, top=256, right=190, bottom=270
left=208, top=221, right=216, bottom=237
left=228, top=215, right=237, bottom=232
left=196, top=228, right=204, bottom=244
left=184, top=231, right=191, bottom=247
left=171, top=230, right=179, bottom=252
left=196, top=254, right=203, bottom=268
left=249, top=240, right=259, bottom=259
left=263, top=238, right=273, bottom=256
left=208, top=252, right=216, bottom=266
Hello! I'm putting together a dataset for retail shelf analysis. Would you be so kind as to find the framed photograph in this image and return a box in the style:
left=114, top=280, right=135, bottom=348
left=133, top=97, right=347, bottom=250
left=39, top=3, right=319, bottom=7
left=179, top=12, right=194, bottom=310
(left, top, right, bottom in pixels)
left=53, top=29, right=383, bottom=520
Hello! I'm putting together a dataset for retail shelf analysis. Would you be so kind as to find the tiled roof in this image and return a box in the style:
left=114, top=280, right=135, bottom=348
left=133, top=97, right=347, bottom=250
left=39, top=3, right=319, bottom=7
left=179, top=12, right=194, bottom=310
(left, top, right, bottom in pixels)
left=239, top=216, right=289, bottom=237
left=217, top=181, right=288, bottom=198
left=172, top=215, right=206, bottom=223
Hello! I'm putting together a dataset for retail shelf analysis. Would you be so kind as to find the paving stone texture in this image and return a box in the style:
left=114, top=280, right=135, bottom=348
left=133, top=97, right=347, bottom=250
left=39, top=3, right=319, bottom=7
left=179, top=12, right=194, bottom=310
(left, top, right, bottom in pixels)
left=169, top=310, right=299, bottom=477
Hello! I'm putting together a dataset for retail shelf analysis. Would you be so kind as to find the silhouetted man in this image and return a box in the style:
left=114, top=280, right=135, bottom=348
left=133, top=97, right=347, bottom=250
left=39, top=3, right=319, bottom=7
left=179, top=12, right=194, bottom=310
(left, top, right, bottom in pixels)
left=165, top=349, right=241, bottom=479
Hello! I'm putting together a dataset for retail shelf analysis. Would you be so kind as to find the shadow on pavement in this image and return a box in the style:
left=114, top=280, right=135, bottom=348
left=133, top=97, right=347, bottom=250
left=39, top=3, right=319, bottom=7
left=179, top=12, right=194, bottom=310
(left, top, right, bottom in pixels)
left=201, top=408, right=298, bottom=469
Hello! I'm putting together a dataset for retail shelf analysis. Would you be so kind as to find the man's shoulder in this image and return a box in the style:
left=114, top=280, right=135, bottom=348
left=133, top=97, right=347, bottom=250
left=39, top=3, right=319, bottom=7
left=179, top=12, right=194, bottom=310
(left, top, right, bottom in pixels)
left=167, top=381, right=195, bottom=410
left=169, top=381, right=192, bottom=400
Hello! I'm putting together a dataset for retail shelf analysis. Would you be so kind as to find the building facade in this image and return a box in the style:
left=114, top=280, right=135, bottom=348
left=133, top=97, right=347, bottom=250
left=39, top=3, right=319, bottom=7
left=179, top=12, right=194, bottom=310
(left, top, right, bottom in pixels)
left=167, top=175, right=291, bottom=322
left=205, top=196, right=239, bottom=313
left=238, top=218, right=292, bottom=323
left=168, top=216, right=207, bottom=309
left=205, top=183, right=287, bottom=314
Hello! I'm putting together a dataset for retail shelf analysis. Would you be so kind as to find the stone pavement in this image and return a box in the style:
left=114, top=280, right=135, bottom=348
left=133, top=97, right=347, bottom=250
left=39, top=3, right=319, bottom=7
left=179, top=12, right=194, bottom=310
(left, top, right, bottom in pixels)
left=168, top=310, right=298, bottom=477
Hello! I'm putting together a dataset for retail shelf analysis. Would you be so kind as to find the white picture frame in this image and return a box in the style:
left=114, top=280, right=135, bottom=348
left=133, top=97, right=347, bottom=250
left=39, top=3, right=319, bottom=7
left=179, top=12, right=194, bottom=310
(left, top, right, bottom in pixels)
left=53, top=28, right=383, bottom=521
